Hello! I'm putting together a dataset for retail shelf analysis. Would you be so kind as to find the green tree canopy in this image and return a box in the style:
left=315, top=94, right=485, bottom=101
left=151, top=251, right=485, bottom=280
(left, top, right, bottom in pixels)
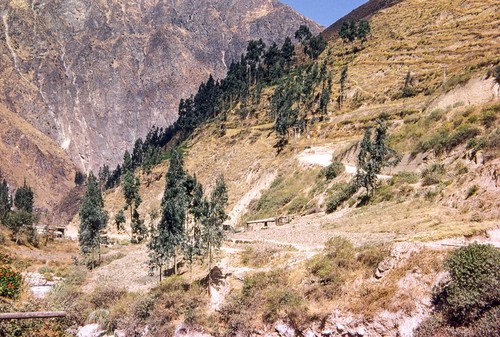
left=281, top=37, right=295, bottom=67
left=355, top=119, right=398, bottom=196
left=14, top=179, right=34, bottom=213
left=202, top=175, right=228, bottom=272
left=295, top=25, right=312, bottom=42
left=79, top=172, right=108, bottom=269
left=149, top=150, right=188, bottom=279
left=74, top=171, right=85, bottom=186
left=0, top=178, right=11, bottom=218
left=5, top=210, right=36, bottom=245
left=114, top=209, right=126, bottom=232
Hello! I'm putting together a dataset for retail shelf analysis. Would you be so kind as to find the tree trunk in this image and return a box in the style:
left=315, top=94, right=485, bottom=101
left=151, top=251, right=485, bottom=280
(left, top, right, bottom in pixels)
left=174, top=253, right=178, bottom=275
left=159, top=264, right=162, bottom=283
left=208, top=243, right=212, bottom=276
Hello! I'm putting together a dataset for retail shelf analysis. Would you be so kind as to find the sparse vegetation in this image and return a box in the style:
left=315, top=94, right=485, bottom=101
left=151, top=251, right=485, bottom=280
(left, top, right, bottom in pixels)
left=421, top=163, right=446, bottom=186
left=321, top=161, right=344, bottom=180
left=1, top=1, right=499, bottom=336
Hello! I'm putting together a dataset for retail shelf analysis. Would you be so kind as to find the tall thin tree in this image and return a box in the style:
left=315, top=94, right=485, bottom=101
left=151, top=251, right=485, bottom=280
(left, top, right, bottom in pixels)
left=79, top=172, right=108, bottom=269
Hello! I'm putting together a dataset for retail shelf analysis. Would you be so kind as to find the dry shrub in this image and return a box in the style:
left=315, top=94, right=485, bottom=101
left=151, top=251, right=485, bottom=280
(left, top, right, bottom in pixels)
left=88, top=286, right=127, bottom=309
left=0, top=301, right=68, bottom=337
left=240, top=245, right=279, bottom=267
left=220, top=269, right=309, bottom=335
left=107, top=292, right=152, bottom=333
left=357, top=244, right=390, bottom=270
left=146, top=276, right=208, bottom=335
left=415, top=307, right=500, bottom=337
left=348, top=282, right=399, bottom=318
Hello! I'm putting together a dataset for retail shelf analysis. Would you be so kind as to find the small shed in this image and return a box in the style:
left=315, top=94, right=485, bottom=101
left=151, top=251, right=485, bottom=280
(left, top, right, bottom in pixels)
left=245, top=216, right=290, bottom=231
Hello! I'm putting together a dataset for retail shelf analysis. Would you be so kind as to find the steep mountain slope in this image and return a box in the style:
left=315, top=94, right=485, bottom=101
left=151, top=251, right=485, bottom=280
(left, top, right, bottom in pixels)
left=0, top=0, right=320, bottom=172
left=322, top=0, right=403, bottom=40
left=10, top=0, right=500, bottom=336
left=76, top=0, right=500, bottom=233
left=322, top=0, right=499, bottom=109
left=0, top=102, right=75, bottom=212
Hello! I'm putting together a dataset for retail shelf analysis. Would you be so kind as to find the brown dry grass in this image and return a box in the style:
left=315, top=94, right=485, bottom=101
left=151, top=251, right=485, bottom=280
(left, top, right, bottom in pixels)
left=322, top=199, right=495, bottom=241
left=320, top=0, right=499, bottom=113
left=346, top=248, right=444, bottom=318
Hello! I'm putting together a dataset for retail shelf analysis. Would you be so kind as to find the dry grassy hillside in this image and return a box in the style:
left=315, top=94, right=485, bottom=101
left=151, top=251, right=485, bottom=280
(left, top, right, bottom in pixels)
left=80, top=0, right=500, bottom=237
left=0, top=103, right=76, bottom=213
left=13, top=1, right=500, bottom=336
left=322, top=0, right=499, bottom=110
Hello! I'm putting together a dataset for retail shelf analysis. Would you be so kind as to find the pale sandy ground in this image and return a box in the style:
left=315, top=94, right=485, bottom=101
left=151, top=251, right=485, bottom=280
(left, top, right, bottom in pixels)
left=298, top=145, right=392, bottom=179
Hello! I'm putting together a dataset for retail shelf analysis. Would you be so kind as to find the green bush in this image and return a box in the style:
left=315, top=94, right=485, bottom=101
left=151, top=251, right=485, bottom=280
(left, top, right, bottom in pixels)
left=326, top=183, right=357, bottom=213
left=432, top=243, right=500, bottom=325
left=307, top=237, right=356, bottom=284
left=421, top=164, right=446, bottom=186
left=88, top=286, right=127, bottom=309
left=306, top=254, right=340, bottom=286
left=415, top=124, right=480, bottom=155
left=446, top=125, right=481, bottom=150
left=0, top=264, right=22, bottom=299
left=287, top=196, right=308, bottom=214
left=481, top=103, right=499, bottom=128
left=86, top=308, right=110, bottom=327
left=321, top=161, right=344, bottom=180
left=263, top=288, right=303, bottom=323
left=465, top=185, right=479, bottom=199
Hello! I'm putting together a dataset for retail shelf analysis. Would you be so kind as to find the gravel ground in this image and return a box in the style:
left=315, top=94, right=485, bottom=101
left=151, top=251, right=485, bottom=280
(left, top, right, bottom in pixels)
left=229, top=211, right=398, bottom=250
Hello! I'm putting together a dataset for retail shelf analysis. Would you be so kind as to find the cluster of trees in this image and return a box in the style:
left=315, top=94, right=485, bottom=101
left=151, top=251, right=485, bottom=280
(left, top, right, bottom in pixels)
left=295, top=25, right=327, bottom=60
left=272, top=58, right=333, bottom=152
left=97, top=25, right=329, bottom=189
left=122, top=169, right=147, bottom=243
left=79, top=149, right=228, bottom=278
left=99, top=126, right=176, bottom=190
left=339, top=20, right=371, bottom=43
left=0, top=177, right=38, bottom=245
left=148, top=150, right=228, bottom=281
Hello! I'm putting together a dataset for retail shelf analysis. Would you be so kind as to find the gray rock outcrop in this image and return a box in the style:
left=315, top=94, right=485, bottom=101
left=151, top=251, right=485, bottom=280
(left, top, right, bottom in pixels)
left=0, top=0, right=320, bottom=172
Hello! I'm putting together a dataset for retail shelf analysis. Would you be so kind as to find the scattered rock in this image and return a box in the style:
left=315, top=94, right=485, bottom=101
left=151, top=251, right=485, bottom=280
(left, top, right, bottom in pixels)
left=275, top=323, right=295, bottom=337
left=321, top=329, right=333, bottom=336
left=356, top=327, right=366, bottom=336
left=304, top=330, right=317, bottom=337
left=77, top=324, right=105, bottom=337
left=174, top=323, right=211, bottom=337
left=114, top=330, right=126, bottom=337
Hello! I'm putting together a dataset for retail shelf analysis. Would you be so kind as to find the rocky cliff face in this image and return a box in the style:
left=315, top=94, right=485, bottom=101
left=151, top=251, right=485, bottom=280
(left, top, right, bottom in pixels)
left=0, top=102, right=75, bottom=212
left=0, top=0, right=320, bottom=172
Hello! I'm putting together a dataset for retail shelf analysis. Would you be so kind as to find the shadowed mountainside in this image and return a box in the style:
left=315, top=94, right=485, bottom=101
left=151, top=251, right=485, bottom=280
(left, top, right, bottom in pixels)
left=0, top=0, right=320, bottom=172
